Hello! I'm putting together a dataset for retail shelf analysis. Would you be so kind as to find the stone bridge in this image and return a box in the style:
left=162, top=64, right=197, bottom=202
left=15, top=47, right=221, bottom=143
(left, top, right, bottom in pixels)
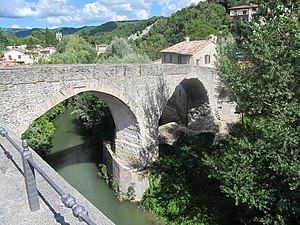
left=0, top=64, right=238, bottom=200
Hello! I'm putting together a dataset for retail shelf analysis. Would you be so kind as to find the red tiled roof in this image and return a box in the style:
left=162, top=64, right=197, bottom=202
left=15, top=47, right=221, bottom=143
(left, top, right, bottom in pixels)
left=160, top=40, right=211, bottom=55
left=3, top=48, right=25, bottom=54
left=229, top=4, right=258, bottom=10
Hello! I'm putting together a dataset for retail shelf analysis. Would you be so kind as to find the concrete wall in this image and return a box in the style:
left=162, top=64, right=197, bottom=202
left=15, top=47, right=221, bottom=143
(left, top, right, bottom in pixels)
left=0, top=64, right=238, bottom=199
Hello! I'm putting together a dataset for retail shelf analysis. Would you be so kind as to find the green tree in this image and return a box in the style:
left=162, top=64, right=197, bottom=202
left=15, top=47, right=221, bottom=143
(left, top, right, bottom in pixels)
left=31, top=30, right=45, bottom=46
left=25, top=36, right=40, bottom=49
left=44, top=28, right=57, bottom=47
left=0, top=29, right=8, bottom=49
left=99, top=37, right=150, bottom=64
left=22, top=116, right=55, bottom=157
left=205, top=2, right=300, bottom=224
left=72, top=92, right=115, bottom=141
left=50, top=35, right=97, bottom=64
left=21, top=103, right=65, bottom=156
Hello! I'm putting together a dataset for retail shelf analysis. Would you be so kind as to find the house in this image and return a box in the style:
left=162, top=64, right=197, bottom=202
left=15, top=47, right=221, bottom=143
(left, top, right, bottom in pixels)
left=2, top=49, right=33, bottom=66
left=160, top=35, right=217, bottom=68
left=38, top=47, right=56, bottom=56
left=229, top=4, right=258, bottom=21
left=25, top=46, right=56, bottom=63
left=95, top=44, right=107, bottom=55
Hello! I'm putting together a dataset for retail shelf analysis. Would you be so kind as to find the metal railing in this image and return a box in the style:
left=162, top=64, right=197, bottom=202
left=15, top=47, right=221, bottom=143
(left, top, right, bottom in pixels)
left=0, top=127, right=96, bottom=225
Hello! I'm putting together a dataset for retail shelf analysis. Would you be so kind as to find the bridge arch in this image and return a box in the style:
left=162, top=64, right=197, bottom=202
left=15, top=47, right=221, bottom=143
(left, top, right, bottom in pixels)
left=27, top=82, right=142, bottom=165
left=0, top=64, right=239, bottom=200
left=160, top=77, right=214, bottom=132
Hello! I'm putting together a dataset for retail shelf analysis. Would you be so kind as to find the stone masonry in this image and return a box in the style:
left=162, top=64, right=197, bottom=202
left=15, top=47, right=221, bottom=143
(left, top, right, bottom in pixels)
left=0, top=64, right=239, bottom=200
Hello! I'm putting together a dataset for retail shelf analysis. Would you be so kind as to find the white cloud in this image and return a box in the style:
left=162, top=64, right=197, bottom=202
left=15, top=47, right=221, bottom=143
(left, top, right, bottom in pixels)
left=0, top=0, right=37, bottom=18
left=135, top=9, right=149, bottom=19
left=156, top=0, right=206, bottom=16
left=115, top=15, right=128, bottom=21
left=11, top=24, right=20, bottom=28
left=0, top=0, right=206, bottom=26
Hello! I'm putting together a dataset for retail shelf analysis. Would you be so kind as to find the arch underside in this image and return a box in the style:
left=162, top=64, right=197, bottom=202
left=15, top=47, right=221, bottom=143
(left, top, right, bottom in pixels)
left=27, top=87, right=142, bottom=167
left=161, top=78, right=214, bottom=132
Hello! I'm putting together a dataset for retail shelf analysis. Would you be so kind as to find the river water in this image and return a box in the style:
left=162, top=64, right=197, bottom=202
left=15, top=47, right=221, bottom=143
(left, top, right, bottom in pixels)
left=45, top=108, right=162, bottom=225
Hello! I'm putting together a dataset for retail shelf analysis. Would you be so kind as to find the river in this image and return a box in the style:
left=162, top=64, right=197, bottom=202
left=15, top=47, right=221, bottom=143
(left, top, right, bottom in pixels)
left=45, top=108, right=162, bottom=225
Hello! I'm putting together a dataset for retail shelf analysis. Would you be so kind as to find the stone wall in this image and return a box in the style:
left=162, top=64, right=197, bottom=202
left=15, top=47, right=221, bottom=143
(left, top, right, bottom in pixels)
left=0, top=64, right=238, bottom=199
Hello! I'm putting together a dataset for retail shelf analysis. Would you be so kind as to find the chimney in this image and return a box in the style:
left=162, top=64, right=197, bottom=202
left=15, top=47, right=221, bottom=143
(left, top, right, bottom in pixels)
left=185, top=37, right=190, bottom=42
left=209, top=34, right=217, bottom=44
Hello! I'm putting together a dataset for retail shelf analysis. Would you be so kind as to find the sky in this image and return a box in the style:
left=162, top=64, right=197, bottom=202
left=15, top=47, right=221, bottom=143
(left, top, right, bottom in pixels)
left=0, top=0, right=205, bottom=29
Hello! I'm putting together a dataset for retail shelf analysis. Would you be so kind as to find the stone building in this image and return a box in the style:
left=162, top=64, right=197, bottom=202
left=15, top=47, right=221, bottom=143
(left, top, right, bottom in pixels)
left=160, top=35, right=217, bottom=68
left=95, top=44, right=107, bottom=55
left=229, top=4, right=258, bottom=21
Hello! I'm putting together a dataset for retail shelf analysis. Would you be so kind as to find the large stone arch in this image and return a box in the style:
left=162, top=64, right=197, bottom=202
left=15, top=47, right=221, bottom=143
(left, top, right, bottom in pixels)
left=20, top=82, right=148, bottom=200
left=25, top=82, right=142, bottom=165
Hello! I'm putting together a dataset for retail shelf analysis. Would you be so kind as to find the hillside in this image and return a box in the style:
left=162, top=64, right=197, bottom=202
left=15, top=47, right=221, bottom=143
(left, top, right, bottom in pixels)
left=135, top=1, right=231, bottom=60
left=82, top=17, right=161, bottom=45
left=1, top=17, right=161, bottom=40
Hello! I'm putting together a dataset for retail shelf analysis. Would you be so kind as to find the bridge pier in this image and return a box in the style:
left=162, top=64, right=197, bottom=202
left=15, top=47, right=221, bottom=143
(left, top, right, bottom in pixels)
left=103, top=142, right=149, bottom=201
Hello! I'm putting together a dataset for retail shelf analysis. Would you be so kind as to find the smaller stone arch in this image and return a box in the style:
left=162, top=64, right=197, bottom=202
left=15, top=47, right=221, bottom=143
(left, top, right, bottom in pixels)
left=159, top=78, right=214, bottom=145
left=161, top=78, right=213, bottom=129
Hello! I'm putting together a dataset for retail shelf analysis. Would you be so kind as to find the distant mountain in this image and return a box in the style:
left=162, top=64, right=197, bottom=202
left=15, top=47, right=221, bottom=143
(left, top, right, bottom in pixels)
left=1, top=17, right=161, bottom=39
left=2, top=27, right=84, bottom=38
left=51, top=27, right=85, bottom=35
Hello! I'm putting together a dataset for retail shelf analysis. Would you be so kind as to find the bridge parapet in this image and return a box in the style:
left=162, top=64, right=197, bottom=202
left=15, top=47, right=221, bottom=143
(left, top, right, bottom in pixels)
left=0, top=125, right=114, bottom=224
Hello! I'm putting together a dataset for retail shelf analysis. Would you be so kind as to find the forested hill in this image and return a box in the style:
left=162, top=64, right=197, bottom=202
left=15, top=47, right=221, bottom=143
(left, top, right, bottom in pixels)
left=81, top=17, right=160, bottom=45
left=1, top=17, right=161, bottom=39
left=134, top=0, right=262, bottom=59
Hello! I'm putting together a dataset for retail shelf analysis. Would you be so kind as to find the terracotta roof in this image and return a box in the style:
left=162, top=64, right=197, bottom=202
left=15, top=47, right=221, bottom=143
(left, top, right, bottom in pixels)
left=160, top=40, right=211, bottom=55
left=229, top=4, right=258, bottom=10
left=3, top=48, right=25, bottom=54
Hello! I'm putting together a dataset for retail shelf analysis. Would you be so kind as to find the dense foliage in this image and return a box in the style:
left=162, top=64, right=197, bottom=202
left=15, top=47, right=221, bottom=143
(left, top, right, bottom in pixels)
left=0, top=28, right=58, bottom=50
left=84, top=17, right=159, bottom=45
left=50, top=35, right=97, bottom=64
left=72, top=92, right=115, bottom=141
left=22, top=103, right=65, bottom=156
left=204, top=1, right=300, bottom=224
left=143, top=134, right=247, bottom=225
left=98, top=37, right=150, bottom=64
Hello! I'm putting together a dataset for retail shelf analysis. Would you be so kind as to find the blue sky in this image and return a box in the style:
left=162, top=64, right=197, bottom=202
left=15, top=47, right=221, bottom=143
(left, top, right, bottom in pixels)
left=0, top=0, right=204, bottom=29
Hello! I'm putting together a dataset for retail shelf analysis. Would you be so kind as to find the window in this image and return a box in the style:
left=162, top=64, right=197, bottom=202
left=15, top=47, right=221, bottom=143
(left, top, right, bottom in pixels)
left=163, top=54, right=166, bottom=63
left=196, top=59, right=200, bottom=65
left=178, top=55, right=182, bottom=64
left=243, top=10, right=247, bottom=15
left=205, top=55, right=210, bottom=64
left=18, top=55, right=21, bottom=59
left=169, top=55, right=172, bottom=63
